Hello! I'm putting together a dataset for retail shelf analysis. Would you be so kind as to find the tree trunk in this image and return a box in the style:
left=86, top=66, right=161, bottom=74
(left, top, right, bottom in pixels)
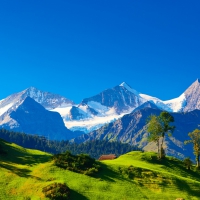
left=160, top=135, right=165, bottom=159
left=197, top=154, right=200, bottom=168
left=157, top=140, right=159, bottom=159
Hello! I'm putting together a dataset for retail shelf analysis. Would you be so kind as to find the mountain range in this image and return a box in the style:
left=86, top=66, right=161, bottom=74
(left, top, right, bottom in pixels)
left=0, top=79, right=200, bottom=159
left=72, top=107, right=200, bottom=160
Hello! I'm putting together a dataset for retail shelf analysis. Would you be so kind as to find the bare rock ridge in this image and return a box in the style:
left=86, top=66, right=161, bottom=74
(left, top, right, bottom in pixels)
left=80, top=83, right=143, bottom=114
left=183, top=79, right=200, bottom=112
left=0, top=87, right=74, bottom=113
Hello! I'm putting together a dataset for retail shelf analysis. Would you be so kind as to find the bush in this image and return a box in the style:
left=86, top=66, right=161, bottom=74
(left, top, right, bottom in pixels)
left=183, top=157, right=193, bottom=170
left=53, top=151, right=101, bottom=176
left=42, top=183, right=70, bottom=200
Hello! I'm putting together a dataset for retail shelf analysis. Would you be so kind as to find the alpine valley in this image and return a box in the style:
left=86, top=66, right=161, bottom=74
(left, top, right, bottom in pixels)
left=1, top=79, right=200, bottom=159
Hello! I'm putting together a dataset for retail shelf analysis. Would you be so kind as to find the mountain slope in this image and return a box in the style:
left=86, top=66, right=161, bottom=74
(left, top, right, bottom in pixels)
left=183, top=79, right=200, bottom=112
left=0, top=86, right=74, bottom=116
left=81, top=82, right=143, bottom=113
left=57, top=80, right=199, bottom=133
left=0, top=97, right=76, bottom=140
left=72, top=107, right=200, bottom=160
left=52, top=82, right=147, bottom=133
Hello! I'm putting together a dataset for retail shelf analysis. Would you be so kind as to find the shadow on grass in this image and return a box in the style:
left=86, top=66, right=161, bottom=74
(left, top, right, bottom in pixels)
left=0, top=139, right=52, bottom=165
left=145, top=156, right=200, bottom=181
left=17, top=154, right=51, bottom=165
left=0, top=162, right=42, bottom=180
left=175, top=178, right=200, bottom=197
left=70, top=189, right=89, bottom=200
left=0, top=145, right=51, bottom=165
left=94, top=162, right=132, bottom=183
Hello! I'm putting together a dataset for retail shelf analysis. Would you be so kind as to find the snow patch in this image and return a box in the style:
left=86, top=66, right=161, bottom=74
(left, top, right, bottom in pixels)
left=139, top=93, right=172, bottom=111
left=164, top=93, right=186, bottom=112
left=0, top=103, right=14, bottom=116
left=64, top=111, right=128, bottom=133
left=120, top=82, right=139, bottom=95
left=87, top=101, right=109, bottom=115
left=140, top=93, right=187, bottom=112
left=50, top=106, right=72, bottom=117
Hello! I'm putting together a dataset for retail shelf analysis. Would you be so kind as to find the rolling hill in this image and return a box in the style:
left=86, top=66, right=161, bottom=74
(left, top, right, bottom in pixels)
left=0, top=139, right=200, bottom=199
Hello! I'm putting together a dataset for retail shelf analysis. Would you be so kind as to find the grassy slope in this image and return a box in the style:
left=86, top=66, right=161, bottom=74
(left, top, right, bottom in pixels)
left=0, top=139, right=200, bottom=200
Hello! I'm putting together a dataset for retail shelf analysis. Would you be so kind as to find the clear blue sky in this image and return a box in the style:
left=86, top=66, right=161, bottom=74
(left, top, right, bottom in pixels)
left=0, top=0, right=199, bottom=103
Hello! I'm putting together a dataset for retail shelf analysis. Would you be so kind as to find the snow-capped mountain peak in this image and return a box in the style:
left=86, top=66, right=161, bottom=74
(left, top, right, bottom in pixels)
left=22, top=87, right=74, bottom=109
left=0, top=87, right=74, bottom=118
left=182, top=79, right=200, bottom=112
left=119, top=82, right=139, bottom=95
left=0, top=79, right=200, bottom=135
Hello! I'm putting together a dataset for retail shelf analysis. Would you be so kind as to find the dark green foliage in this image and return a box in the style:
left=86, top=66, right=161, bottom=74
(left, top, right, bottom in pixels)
left=0, top=143, right=7, bottom=155
left=42, top=182, right=70, bottom=200
left=53, top=151, right=101, bottom=176
left=67, top=140, right=140, bottom=159
left=185, top=129, right=200, bottom=168
left=147, top=111, right=175, bottom=159
left=183, top=157, right=193, bottom=170
left=0, top=129, right=140, bottom=159
left=119, top=165, right=158, bottom=180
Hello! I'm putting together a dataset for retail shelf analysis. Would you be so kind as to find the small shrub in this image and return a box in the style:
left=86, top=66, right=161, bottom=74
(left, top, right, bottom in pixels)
left=183, top=157, right=193, bottom=170
left=53, top=151, right=101, bottom=176
left=42, top=183, right=70, bottom=200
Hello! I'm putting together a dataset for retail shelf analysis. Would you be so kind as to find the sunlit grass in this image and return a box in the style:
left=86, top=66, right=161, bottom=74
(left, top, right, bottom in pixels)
left=0, top=140, right=200, bottom=199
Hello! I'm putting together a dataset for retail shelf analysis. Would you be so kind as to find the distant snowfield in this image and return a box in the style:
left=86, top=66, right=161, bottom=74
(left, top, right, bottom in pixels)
left=163, top=93, right=186, bottom=112
left=122, top=82, right=186, bottom=112
left=51, top=106, right=72, bottom=117
left=63, top=111, right=130, bottom=133
left=50, top=89, right=187, bottom=133
left=139, top=93, right=186, bottom=112
left=51, top=102, right=133, bottom=133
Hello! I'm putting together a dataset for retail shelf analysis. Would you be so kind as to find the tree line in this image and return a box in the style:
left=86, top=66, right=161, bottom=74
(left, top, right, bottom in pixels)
left=0, top=129, right=140, bottom=159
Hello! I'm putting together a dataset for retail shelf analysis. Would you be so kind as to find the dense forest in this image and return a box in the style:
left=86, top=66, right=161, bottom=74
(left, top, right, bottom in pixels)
left=0, top=129, right=140, bottom=159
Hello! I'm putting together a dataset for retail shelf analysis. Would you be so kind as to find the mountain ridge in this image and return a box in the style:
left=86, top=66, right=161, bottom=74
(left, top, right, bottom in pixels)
left=0, top=79, right=200, bottom=134
left=0, top=97, right=78, bottom=140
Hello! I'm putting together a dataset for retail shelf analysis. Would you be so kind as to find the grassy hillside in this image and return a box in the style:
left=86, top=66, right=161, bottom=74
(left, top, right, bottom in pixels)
left=0, top=139, right=200, bottom=200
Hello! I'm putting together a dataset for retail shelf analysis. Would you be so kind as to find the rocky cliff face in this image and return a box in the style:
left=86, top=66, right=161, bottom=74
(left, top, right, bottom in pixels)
left=68, top=106, right=84, bottom=120
left=183, top=79, right=200, bottom=112
left=81, top=83, right=143, bottom=114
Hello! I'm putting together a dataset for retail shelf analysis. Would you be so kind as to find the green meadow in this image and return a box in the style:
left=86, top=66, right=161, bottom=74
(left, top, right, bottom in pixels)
left=0, top=139, right=200, bottom=200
